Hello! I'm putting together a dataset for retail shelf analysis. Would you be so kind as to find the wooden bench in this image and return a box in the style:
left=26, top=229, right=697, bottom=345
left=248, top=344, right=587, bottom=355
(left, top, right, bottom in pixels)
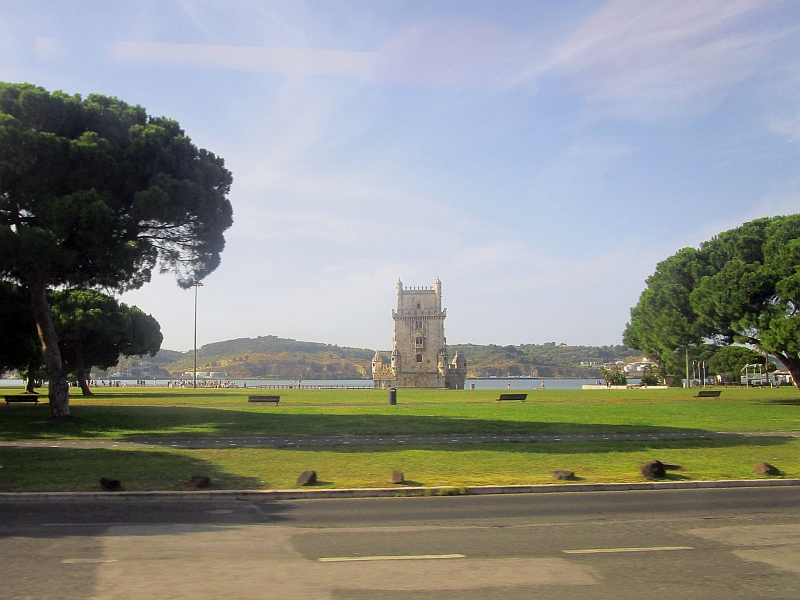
left=695, top=390, right=721, bottom=398
left=5, top=394, right=40, bottom=405
left=248, top=395, right=280, bottom=404
left=497, top=393, right=527, bottom=402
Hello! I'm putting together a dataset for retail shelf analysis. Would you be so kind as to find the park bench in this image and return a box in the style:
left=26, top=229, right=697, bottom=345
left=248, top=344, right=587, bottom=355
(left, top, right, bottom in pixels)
left=248, top=395, right=280, bottom=404
left=497, top=393, right=527, bottom=402
left=4, top=393, right=40, bottom=405
left=695, top=390, right=722, bottom=398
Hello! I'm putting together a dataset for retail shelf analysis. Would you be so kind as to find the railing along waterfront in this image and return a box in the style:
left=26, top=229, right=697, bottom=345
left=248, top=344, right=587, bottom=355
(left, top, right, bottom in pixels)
left=251, top=384, right=372, bottom=390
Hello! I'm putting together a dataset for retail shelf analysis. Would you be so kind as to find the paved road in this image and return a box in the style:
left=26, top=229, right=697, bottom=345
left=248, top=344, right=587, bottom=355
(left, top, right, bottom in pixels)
left=2, top=487, right=800, bottom=599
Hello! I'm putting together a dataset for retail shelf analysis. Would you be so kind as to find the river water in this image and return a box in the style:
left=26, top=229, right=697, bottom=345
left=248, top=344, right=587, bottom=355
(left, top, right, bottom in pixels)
left=1, top=377, right=609, bottom=390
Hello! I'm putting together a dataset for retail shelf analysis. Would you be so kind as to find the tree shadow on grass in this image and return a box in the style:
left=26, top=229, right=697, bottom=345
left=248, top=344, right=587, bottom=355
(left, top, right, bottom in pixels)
left=0, top=447, right=263, bottom=493
left=759, top=398, right=800, bottom=406
left=0, top=406, right=795, bottom=450
left=298, top=480, right=334, bottom=487
left=70, top=391, right=245, bottom=400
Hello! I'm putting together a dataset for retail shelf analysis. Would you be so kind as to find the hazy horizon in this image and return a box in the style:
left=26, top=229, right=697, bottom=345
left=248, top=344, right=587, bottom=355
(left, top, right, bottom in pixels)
left=158, top=333, right=632, bottom=355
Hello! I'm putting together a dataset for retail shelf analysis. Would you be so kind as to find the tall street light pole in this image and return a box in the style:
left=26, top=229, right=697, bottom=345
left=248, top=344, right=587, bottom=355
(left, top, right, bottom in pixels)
left=685, top=346, right=690, bottom=389
left=193, top=282, right=203, bottom=389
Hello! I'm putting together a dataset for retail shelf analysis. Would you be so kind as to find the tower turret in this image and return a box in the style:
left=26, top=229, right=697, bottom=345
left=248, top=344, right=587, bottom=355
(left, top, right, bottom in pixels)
left=451, top=350, right=467, bottom=371
left=391, top=346, right=400, bottom=374
left=433, top=277, right=442, bottom=310
left=437, top=347, right=448, bottom=375
left=371, top=350, right=383, bottom=371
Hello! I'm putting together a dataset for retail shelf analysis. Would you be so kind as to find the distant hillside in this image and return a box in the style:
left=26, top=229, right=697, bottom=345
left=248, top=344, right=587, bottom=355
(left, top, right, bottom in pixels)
left=451, top=343, right=637, bottom=378
left=97, top=336, right=637, bottom=380
left=96, top=349, right=185, bottom=379
left=162, top=336, right=373, bottom=380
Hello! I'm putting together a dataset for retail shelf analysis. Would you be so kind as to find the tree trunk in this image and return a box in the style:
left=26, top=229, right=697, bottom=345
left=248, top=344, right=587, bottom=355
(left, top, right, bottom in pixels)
left=774, top=352, right=800, bottom=392
left=26, top=277, right=70, bottom=417
left=75, top=351, right=93, bottom=396
left=25, top=377, right=36, bottom=394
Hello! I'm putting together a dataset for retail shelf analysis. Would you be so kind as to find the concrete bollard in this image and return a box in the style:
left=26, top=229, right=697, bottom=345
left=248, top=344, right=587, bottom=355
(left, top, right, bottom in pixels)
left=388, top=388, right=397, bottom=405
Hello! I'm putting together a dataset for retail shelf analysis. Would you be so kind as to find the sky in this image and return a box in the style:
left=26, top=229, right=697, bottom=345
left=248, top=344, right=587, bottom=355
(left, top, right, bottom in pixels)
left=2, top=1, right=799, bottom=352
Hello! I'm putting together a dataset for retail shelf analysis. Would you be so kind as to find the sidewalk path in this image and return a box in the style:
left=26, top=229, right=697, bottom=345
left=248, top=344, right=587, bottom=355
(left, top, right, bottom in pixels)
left=1, top=430, right=796, bottom=450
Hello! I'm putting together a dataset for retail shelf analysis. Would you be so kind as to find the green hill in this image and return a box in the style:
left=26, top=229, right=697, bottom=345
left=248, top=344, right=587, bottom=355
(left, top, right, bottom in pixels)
left=162, top=336, right=373, bottom=379
left=451, top=343, right=637, bottom=378
left=99, top=336, right=636, bottom=380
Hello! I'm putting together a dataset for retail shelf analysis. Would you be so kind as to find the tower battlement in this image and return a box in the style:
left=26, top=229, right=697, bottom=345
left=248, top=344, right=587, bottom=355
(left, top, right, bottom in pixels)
left=374, top=278, right=466, bottom=390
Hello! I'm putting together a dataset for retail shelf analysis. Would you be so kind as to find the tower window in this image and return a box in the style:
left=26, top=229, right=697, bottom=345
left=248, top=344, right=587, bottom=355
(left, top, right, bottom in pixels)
left=415, top=321, right=422, bottom=329
left=415, top=337, right=423, bottom=347
left=416, top=303, right=421, bottom=309
left=416, top=354, right=422, bottom=362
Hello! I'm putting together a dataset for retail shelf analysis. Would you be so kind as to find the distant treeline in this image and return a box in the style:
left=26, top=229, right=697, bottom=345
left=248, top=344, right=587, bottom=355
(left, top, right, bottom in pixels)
left=96, top=336, right=637, bottom=380
left=450, top=343, right=637, bottom=378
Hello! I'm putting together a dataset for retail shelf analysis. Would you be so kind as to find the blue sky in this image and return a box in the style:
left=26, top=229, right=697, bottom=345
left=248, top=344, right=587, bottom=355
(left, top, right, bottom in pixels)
left=2, top=1, right=799, bottom=351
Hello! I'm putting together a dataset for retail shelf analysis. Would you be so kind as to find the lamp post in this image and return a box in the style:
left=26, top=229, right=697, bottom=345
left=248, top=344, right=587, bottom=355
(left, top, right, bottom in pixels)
left=685, top=346, right=690, bottom=389
left=193, top=282, right=203, bottom=389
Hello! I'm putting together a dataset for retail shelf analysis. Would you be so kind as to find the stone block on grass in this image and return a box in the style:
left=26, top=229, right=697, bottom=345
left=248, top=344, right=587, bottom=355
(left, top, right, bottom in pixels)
left=551, top=470, right=575, bottom=481
left=297, top=470, right=317, bottom=486
left=639, top=460, right=666, bottom=480
left=100, top=477, right=122, bottom=492
left=390, top=469, right=405, bottom=484
left=753, top=462, right=781, bottom=476
left=189, top=475, right=211, bottom=489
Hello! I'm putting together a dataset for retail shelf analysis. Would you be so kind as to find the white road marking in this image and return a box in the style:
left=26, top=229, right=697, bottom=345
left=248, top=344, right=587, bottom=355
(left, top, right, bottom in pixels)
left=319, top=553, right=466, bottom=562
left=564, top=546, right=694, bottom=554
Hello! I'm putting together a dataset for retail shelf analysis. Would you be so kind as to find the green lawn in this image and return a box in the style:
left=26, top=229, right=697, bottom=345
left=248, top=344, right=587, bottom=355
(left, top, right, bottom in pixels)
left=1, top=386, right=798, bottom=440
left=1, top=386, right=797, bottom=492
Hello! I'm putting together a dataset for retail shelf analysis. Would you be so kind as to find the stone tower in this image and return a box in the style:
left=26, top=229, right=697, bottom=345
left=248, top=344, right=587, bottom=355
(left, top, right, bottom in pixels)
left=373, top=278, right=467, bottom=389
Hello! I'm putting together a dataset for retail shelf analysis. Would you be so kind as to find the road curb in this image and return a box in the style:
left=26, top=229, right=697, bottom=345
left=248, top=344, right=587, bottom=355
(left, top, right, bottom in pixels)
left=1, top=478, right=799, bottom=503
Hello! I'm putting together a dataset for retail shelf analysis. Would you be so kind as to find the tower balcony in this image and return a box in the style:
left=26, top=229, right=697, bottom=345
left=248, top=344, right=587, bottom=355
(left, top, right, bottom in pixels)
left=392, top=308, right=446, bottom=318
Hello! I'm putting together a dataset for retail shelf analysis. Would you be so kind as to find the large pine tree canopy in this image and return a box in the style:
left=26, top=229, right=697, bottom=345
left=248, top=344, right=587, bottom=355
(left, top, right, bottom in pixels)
left=0, top=82, right=233, bottom=289
left=624, top=214, right=800, bottom=390
left=0, top=82, right=233, bottom=416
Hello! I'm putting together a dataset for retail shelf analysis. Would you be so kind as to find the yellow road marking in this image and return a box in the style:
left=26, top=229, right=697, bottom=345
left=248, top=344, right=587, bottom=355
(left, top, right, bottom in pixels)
left=318, top=553, right=466, bottom=562
left=564, top=546, right=694, bottom=554
left=62, top=558, right=119, bottom=564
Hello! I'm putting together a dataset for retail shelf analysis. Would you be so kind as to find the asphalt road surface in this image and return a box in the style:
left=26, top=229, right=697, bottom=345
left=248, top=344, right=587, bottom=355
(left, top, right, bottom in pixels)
left=2, top=487, right=799, bottom=599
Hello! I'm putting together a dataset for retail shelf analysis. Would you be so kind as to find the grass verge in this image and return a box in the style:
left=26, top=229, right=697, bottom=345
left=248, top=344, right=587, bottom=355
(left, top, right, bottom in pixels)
left=1, top=437, right=797, bottom=492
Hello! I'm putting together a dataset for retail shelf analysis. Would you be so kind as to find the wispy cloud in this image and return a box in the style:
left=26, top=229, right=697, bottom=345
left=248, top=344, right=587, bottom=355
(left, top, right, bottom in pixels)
left=110, top=41, right=377, bottom=76
left=765, top=62, right=800, bottom=142
left=371, top=16, right=541, bottom=90
left=769, top=113, right=800, bottom=142
left=35, top=36, right=70, bottom=63
left=107, top=17, right=539, bottom=89
left=103, top=1, right=793, bottom=115
left=550, top=0, right=785, bottom=119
